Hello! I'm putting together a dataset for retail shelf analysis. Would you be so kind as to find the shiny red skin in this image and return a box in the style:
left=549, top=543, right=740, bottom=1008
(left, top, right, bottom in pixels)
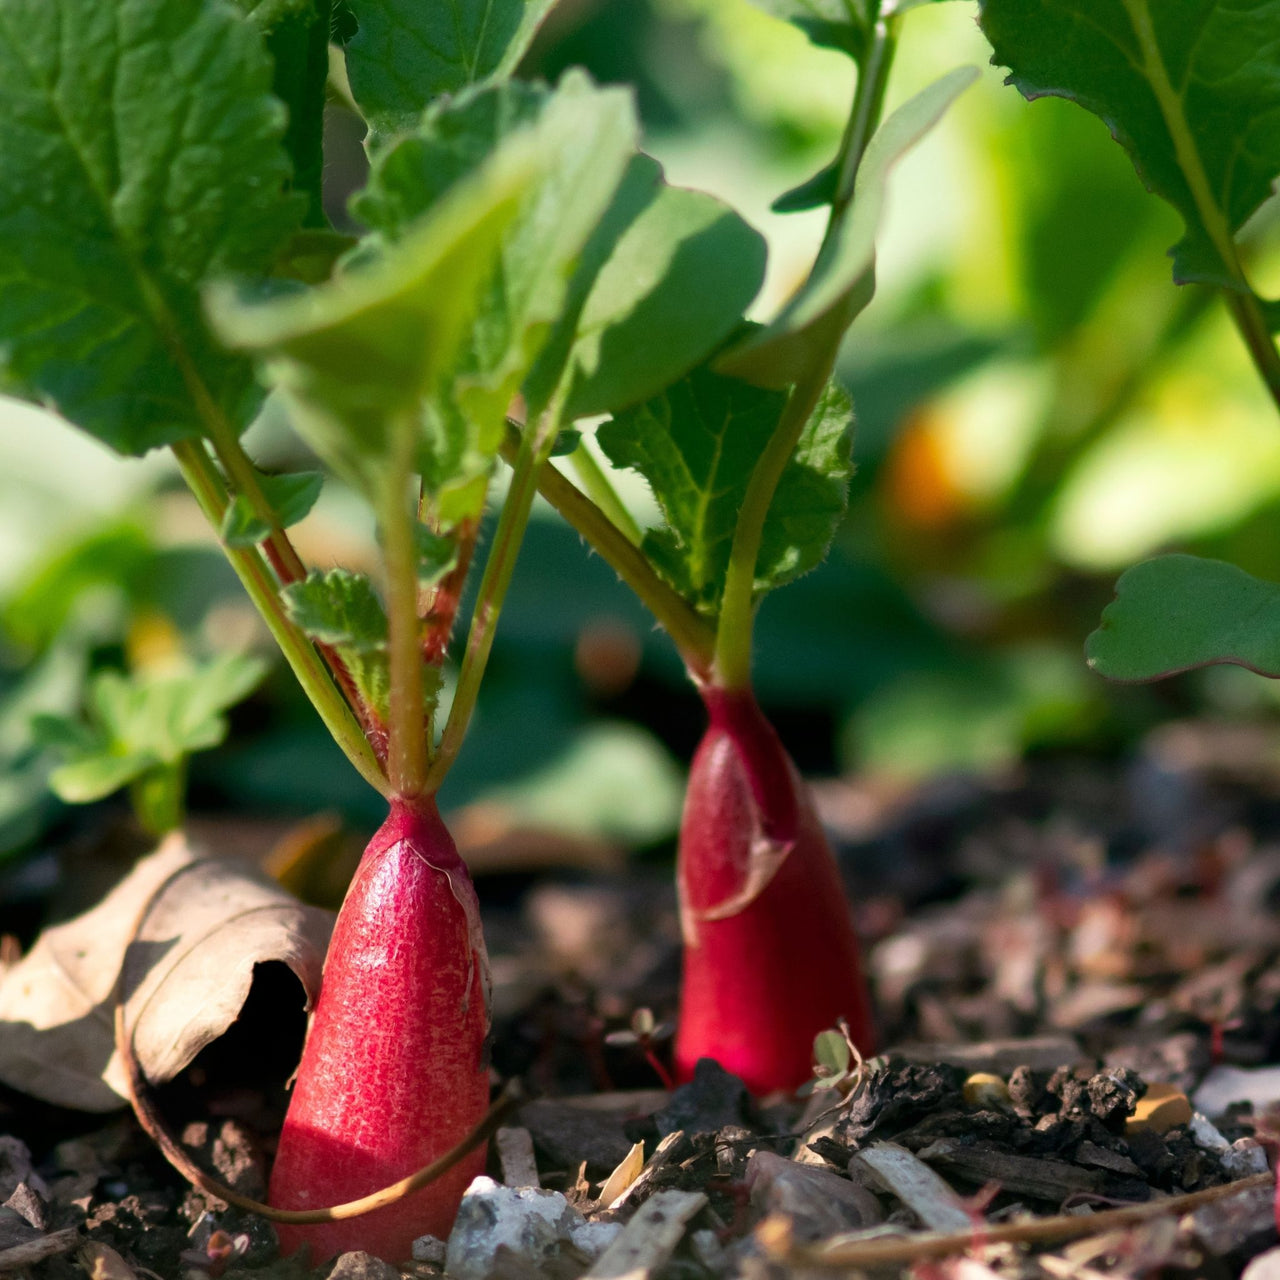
left=673, top=686, right=876, bottom=1093
left=270, top=797, right=490, bottom=1262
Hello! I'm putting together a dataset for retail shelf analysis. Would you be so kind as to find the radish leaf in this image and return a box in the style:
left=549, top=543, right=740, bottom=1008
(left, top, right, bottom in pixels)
left=234, top=0, right=311, bottom=27
left=220, top=470, right=324, bottom=547
left=283, top=569, right=391, bottom=715
left=353, top=72, right=637, bottom=514
left=206, top=132, right=539, bottom=494
left=743, top=0, right=870, bottom=59
left=978, top=0, right=1280, bottom=290
left=343, top=0, right=557, bottom=136
left=0, top=0, right=303, bottom=456
left=554, top=155, right=768, bottom=420
left=1087, top=554, right=1280, bottom=682
left=360, top=100, right=765, bottom=424
left=414, top=527, right=459, bottom=587
left=757, top=380, right=854, bottom=593
left=718, top=67, right=977, bottom=388
left=598, top=367, right=853, bottom=610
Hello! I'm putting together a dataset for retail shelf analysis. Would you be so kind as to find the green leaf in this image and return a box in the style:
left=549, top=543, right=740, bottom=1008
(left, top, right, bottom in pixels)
left=220, top=470, right=324, bottom=547
left=234, top=0, right=312, bottom=28
left=414, top=525, right=459, bottom=588
left=772, top=161, right=839, bottom=214
left=718, top=66, right=978, bottom=388
left=0, top=0, right=303, bottom=456
left=38, top=653, right=269, bottom=806
left=50, top=752, right=155, bottom=805
left=978, top=0, right=1280, bottom=289
left=354, top=71, right=638, bottom=508
left=1086, top=554, right=1280, bottom=682
left=281, top=568, right=391, bottom=715
left=553, top=155, right=769, bottom=420
left=743, top=0, right=869, bottom=58
left=343, top=0, right=556, bottom=136
left=282, top=569, right=388, bottom=650
left=206, top=125, right=541, bottom=493
left=264, top=0, right=331, bottom=227
left=757, top=381, right=854, bottom=593
left=599, top=368, right=787, bottom=611
left=598, top=366, right=851, bottom=610
left=813, top=1028, right=852, bottom=1075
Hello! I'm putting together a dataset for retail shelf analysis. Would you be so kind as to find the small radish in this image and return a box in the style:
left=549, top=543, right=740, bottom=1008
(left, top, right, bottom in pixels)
left=268, top=797, right=490, bottom=1262
left=674, top=686, right=875, bottom=1093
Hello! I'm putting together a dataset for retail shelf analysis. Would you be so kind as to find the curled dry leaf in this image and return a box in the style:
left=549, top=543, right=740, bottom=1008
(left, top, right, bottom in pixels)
left=0, top=834, right=334, bottom=1111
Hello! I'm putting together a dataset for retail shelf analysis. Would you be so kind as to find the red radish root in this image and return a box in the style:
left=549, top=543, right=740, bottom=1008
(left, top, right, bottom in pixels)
left=270, top=798, right=490, bottom=1262
left=674, top=687, right=875, bottom=1093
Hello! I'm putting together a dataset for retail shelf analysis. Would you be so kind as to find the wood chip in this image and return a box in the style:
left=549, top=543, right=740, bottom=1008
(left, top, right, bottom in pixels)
left=851, top=1142, right=973, bottom=1232
left=608, top=1130, right=685, bottom=1210
left=1074, top=1140, right=1143, bottom=1177
left=584, top=1189, right=707, bottom=1279
left=495, top=1126, right=539, bottom=1189
left=917, top=1140, right=1104, bottom=1201
left=600, top=1141, right=646, bottom=1209
left=0, top=1228, right=80, bottom=1273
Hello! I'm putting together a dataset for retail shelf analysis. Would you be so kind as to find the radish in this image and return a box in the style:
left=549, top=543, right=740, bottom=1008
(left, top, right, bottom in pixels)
left=512, top=64, right=978, bottom=1096
left=268, top=797, right=490, bottom=1261
left=675, top=686, right=875, bottom=1091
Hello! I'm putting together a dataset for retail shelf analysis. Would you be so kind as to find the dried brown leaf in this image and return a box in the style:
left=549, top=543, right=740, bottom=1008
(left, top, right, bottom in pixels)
left=0, top=834, right=333, bottom=1111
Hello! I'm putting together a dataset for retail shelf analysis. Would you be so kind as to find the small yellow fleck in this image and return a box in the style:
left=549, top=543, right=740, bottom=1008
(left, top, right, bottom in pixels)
left=963, top=1071, right=1011, bottom=1108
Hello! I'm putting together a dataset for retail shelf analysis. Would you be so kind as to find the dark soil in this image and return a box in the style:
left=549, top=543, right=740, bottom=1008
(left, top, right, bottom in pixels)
left=4, top=717, right=1280, bottom=1279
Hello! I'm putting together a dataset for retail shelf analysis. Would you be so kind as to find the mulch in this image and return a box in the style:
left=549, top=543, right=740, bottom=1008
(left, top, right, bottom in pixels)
left=4, top=716, right=1280, bottom=1279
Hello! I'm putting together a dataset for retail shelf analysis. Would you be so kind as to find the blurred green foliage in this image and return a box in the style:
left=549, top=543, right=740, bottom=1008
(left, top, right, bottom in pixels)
left=2, top=0, right=1279, bottom=864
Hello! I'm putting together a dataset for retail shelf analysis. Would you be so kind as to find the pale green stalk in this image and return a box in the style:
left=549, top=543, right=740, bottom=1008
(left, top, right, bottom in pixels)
left=713, top=9, right=901, bottom=688
left=172, top=439, right=389, bottom=796
left=380, top=415, right=430, bottom=797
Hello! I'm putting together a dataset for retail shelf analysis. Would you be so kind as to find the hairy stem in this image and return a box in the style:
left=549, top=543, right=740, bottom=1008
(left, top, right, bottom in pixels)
left=172, top=440, right=389, bottom=796
left=381, top=417, right=430, bottom=798
left=420, top=516, right=480, bottom=667
left=500, top=423, right=716, bottom=675
left=713, top=13, right=901, bottom=688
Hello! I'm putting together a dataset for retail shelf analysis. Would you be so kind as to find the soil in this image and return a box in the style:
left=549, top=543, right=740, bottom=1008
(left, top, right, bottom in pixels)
left=4, top=716, right=1280, bottom=1279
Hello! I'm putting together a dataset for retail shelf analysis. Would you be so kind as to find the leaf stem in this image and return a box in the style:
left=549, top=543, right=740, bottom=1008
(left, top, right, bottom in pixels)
left=1226, top=289, right=1280, bottom=414
left=1118, top=0, right=1280, bottom=415
left=171, top=439, right=389, bottom=797
left=830, top=13, right=899, bottom=223
left=499, top=422, right=717, bottom=675
left=568, top=440, right=643, bottom=545
left=712, top=12, right=901, bottom=689
left=713, top=377, right=831, bottom=688
left=426, top=413, right=562, bottom=791
left=206, top=418, right=385, bottom=752
left=380, top=415, right=429, bottom=798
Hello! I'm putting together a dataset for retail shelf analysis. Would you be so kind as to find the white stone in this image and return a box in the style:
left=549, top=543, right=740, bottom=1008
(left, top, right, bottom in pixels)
left=1193, top=1065, right=1280, bottom=1118
left=445, top=1175, right=586, bottom=1280
left=568, top=1220, right=622, bottom=1261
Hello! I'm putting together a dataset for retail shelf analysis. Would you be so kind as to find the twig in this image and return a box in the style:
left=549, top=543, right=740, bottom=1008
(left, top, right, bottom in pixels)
left=763, top=1171, right=1274, bottom=1268
left=0, top=1228, right=81, bottom=1271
